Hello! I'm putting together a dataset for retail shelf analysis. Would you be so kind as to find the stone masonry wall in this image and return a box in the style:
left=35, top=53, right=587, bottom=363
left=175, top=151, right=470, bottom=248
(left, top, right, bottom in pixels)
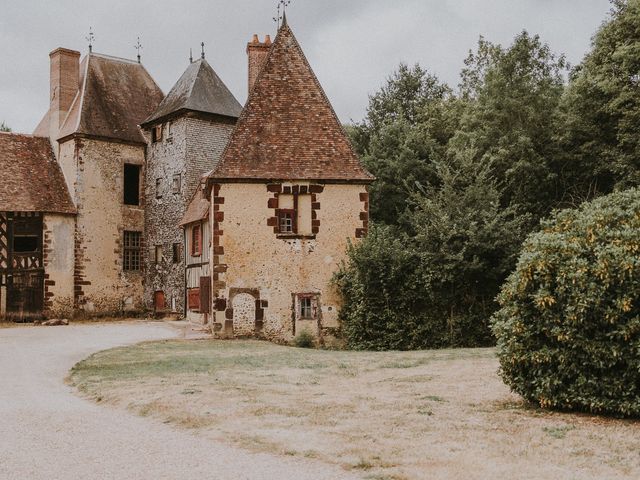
left=211, top=182, right=367, bottom=342
left=144, top=114, right=235, bottom=314
left=58, top=137, right=146, bottom=315
left=42, top=213, right=75, bottom=318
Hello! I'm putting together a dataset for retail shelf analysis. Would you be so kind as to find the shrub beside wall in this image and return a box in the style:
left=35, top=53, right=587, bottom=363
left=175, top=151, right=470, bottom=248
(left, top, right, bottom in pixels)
left=492, top=189, right=640, bottom=417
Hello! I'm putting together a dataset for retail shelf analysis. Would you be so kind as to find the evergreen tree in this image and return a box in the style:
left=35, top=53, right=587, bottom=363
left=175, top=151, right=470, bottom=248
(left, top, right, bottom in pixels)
left=0, top=121, right=10, bottom=132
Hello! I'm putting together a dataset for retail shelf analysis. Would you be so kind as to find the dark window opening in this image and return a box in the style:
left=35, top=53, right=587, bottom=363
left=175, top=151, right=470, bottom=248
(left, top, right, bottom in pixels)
left=191, top=224, right=202, bottom=257
left=155, top=178, right=162, bottom=198
left=123, top=231, right=142, bottom=271
left=124, top=164, right=141, bottom=206
left=172, top=243, right=181, bottom=263
left=13, top=236, right=39, bottom=253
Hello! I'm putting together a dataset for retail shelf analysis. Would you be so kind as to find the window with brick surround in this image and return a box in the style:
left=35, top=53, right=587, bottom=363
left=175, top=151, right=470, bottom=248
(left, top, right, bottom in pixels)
left=191, top=224, right=202, bottom=257
left=154, top=245, right=163, bottom=264
left=123, top=164, right=141, bottom=206
left=276, top=193, right=312, bottom=236
left=123, top=231, right=142, bottom=271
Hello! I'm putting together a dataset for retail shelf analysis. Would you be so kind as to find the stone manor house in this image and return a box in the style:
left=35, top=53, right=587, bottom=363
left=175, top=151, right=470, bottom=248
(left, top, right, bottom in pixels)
left=0, top=18, right=373, bottom=341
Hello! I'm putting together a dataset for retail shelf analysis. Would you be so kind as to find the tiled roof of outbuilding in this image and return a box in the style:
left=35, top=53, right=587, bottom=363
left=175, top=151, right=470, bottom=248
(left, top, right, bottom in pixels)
left=179, top=187, right=210, bottom=226
left=0, top=133, right=75, bottom=214
left=208, top=22, right=373, bottom=183
left=57, top=53, right=164, bottom=144
left=143, top=58, right=242, bottom=126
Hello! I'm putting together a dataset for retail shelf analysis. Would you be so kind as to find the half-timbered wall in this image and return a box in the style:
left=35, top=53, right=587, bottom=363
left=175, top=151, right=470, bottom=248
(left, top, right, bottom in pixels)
left=184, top=219, right=210, bottom=323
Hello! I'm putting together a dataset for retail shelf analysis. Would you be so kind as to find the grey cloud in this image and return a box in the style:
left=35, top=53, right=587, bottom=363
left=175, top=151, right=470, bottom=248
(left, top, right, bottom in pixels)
left=0, top=0, right=611, bottom=133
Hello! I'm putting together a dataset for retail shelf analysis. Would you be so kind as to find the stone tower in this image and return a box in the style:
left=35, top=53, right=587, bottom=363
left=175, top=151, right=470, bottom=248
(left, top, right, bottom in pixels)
left=141, top=58, right=241, bottom=315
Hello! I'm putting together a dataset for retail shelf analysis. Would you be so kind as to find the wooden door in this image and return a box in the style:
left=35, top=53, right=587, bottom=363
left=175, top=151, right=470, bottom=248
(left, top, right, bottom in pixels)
left=154, top=290, right=166, bottom=311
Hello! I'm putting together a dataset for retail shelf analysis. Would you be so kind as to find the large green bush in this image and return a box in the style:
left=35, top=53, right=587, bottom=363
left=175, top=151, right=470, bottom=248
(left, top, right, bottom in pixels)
left=492, top=188, right=640, bottom=417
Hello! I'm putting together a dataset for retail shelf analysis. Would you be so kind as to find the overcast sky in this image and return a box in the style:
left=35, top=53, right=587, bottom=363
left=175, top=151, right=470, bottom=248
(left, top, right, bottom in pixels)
left=0, top=0, right=612, bottom=133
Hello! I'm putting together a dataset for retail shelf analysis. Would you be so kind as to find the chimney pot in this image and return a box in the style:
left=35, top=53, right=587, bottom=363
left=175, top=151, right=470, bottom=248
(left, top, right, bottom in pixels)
left=246, top=35, right=271, bottom=94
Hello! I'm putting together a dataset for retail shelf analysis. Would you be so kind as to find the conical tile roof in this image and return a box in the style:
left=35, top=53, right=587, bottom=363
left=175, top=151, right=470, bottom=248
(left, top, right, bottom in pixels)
left=209, top=22, right=373, bottom=183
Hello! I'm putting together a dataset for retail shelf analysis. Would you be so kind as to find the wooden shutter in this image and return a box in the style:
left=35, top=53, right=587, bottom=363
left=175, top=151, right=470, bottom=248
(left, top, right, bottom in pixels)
left=199, top=276, right=211, bottom=314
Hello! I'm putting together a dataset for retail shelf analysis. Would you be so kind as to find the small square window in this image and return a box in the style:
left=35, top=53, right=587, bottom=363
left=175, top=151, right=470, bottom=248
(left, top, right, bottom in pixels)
left=278, top=209, right=296, bottom=234
left=172, top=174, right=181, bottom=194
left=155, top=178, right=162, bottom=198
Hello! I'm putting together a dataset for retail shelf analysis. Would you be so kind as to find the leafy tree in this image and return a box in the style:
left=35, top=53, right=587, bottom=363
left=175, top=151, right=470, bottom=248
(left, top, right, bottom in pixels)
left=334, top=224, right=432, bottom=350
left=450, top=32, right=568, bottom=223
left=408, top=152, right=529, bottom=346
left=349, top=64, right=459, bottom=226
left=556, top=0, right=640, bottom=199
left=0, top=121, right=10, bottom=132
left=492, top=188, right=640, bottom=417
left=335, top=154, right=527, bottom=349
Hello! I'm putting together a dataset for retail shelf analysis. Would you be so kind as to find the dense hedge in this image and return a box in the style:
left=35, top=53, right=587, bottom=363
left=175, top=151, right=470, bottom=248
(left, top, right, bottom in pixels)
left=492, top=189, right=640, bottom=417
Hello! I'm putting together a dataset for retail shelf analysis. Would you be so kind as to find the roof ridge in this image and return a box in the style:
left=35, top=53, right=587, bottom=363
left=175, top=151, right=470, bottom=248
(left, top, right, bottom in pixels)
left=0, top=131, right=52, bottom=140
left=89, top=52, right=140, bottom=65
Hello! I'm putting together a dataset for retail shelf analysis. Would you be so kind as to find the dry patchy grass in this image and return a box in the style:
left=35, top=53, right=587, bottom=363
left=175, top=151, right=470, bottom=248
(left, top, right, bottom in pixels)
left=70, top=340, right=640, bottom=480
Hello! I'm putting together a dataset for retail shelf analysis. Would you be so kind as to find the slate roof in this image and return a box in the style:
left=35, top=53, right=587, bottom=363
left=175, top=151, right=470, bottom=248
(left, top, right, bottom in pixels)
left=143, top=58, right=242, bottom=126
left=0, top=133, right=75, bottom=214
left=57, top=53, right=164, bottom=144
left=208, top=21, right=373, bottom=183
left=179, top=187, right=210, bottom=226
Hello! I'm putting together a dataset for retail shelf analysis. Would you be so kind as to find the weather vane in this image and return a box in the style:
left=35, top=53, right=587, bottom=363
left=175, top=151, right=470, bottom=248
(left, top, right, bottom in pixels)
left=134, top=37, right=143, bottom=63
left=273, top=0, right=291, bottom=29
left=86, top=27, right=95, bottom=53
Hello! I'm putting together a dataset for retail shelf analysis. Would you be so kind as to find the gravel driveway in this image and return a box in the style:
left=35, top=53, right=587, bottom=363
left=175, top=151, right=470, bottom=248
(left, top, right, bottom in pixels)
left=0, top=322, right=358, bottom=480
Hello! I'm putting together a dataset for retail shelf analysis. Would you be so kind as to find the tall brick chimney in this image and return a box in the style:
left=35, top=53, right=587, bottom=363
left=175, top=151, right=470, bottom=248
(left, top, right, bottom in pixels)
left=49, top=48, right=80, bottom=139
left=246, top=34, right=271, bottom=93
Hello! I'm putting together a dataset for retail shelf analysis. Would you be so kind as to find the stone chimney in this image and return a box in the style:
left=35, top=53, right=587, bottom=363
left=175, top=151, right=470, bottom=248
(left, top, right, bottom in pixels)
left=49, top=48, right=80, bottom=140
left=246, top=34, right=271, bottom=94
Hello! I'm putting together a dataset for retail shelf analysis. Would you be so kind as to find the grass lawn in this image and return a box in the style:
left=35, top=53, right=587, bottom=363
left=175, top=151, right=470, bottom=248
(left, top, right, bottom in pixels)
left=70, top=340, right=640, bottom=480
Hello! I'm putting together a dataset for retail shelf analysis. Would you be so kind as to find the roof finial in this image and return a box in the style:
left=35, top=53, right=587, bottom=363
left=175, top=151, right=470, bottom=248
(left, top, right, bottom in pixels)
left=273, top=0, right=291, bottom=30
left=189, top=48, right=193, bottom=63
left=201, top=42, right=205, bottom=59
left=85, top=26, right=95, bottom=53
left=134, top=36, right=143, bottom=63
